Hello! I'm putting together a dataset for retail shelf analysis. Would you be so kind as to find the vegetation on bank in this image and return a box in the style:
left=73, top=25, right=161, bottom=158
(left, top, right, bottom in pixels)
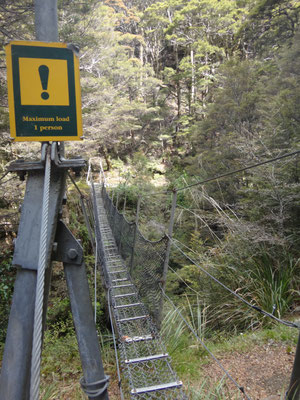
left=1, top=316, right=297, bottom=399
left=0, top=0, right=299, bottom=397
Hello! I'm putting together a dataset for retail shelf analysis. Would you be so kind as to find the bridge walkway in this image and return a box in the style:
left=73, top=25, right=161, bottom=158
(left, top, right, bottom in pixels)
left=92, top=183, right=186, bottom=399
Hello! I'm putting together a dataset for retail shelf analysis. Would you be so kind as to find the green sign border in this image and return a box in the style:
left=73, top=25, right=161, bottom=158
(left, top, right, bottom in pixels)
left=6, top=41, right=82, bottom=142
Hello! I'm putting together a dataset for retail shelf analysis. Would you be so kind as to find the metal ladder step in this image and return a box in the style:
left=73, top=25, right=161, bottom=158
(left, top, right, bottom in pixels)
left=121, top=334, right=153, bottom=343
left=112, top=284, right=134, bottom=289
left=131, top=381, right=183, bottom=395
left=114, top=302, right=142, bottom=309
left=125, top=353, right=168, bottom=364
left=112, top=278, right=129, bottom=283
left=109, top=269, right=127, bottom=274
left=117, top=315, right=148, bottom=323
left=114, top=292, right=137, bottom=298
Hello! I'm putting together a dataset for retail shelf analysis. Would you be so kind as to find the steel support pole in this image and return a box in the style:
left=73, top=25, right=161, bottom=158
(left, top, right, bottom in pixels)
left=118, top=194, right=126, bottom=252
left=286, top=330, right=300, bottom=400
left=162, top=190, right=177, bottom=289
left=123, top=194, right=127, bottom=214
left=158, top=190, right=177, bottom=328
left=110, top=191, right=115, bottom=228
left=65, top=261, right=109, bottom=400
left=91, top=182, right=110, bottom=288
left=54, top=221, right=109, bottom=400
left=35, top=0, right=58, bottom=42
left=116, top=192, right=119, bottom=210
left=129, top=196, right=141, bottom=275
left=0, top=269, right=36, bottom=399
left=0, top=167, right=66, bottom=399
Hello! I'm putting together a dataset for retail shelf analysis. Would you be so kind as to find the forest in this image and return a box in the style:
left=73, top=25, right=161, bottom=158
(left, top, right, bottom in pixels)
left=0, top=0, right=300, bottom=399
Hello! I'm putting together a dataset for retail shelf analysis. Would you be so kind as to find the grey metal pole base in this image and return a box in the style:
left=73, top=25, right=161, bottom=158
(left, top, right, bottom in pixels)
left=56, top=221, right=109, bottom=400
left=0, top=170, right=109, bottom=399
left=0, top=269, right=36, bottom=400
left=286, top=330, right=300, bottom=400
left=0, top=166, right=65, bottom=400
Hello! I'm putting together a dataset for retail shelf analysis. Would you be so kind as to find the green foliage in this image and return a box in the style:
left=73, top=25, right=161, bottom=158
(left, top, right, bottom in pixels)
left=41, top=329, right=82, bottom=378
left=46, top=297, right=73, bottom=334
left=0, top=3, right=299, bottom=395
left=249, top=254, right=299, bottom=318
left=238, top=0, right=300, bottom=56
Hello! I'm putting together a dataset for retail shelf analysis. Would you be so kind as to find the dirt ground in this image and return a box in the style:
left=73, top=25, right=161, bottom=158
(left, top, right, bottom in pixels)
left=201, top=341, right=296, bottom=399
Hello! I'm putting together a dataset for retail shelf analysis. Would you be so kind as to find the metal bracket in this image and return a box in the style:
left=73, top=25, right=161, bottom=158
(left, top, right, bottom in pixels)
left=53, top=220, right=83, bottom=265
left=51, top=142, right=86, bottom=171
left=7, top=142, right=86, bottom=173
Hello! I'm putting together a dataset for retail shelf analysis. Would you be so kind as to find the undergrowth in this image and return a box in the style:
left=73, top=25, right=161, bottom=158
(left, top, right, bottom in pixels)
left=35, top=321, right=298, bottom=399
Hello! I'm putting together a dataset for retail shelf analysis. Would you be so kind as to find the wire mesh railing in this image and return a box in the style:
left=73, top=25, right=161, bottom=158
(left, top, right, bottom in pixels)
left=86, top=155, right=300, bottom=399
left=90, top=181, right=186, bottom=399
left=102, top=185, right=168, bottom=324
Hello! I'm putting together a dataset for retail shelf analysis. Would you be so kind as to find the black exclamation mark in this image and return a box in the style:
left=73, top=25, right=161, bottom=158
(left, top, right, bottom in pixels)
left=39, top=65, right=49, bottom=100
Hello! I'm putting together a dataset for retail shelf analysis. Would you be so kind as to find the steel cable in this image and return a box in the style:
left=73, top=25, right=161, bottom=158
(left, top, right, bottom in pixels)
left=141, top=150, right=300, bottom=197
left=94, top=239, right=98, bottom=323
left=0, top=176, right=16, bottom=186
left=170, top=238, right=300, bottom=329
left=107, top=288, right=125, bottom=400
left=176, top=150, right=300, bottom=192
left=67, top=171, right=86, bottom=198
left=30, top=148, right=51, bottom=400
left=67, top=171, right=96, bottom=253
left=0, top=171, right=9, bottom=182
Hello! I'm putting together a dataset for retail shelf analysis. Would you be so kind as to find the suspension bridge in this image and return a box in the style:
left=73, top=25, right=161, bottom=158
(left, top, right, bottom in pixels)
left=0, top=150, right=300, bottom=400
left=91, top=180, right=185, bottom=399
left=86, top=155, right=300, bottom=399
left=0, top=1, right=299, bottom=398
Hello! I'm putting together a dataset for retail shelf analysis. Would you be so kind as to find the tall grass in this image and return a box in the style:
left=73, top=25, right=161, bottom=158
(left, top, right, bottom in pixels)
left=173, top=247, right=300, bottom=333
left=161, top=294, right=208, bottom=351
left=250, top=253, right=298, bottom=318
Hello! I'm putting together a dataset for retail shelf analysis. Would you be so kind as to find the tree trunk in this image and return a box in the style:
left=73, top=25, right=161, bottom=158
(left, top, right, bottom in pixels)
left=175, top=44, right=181, bottom=143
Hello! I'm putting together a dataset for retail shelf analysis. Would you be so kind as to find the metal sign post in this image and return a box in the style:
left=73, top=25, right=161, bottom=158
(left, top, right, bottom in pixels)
left=0, top=1, right=109, bottom=399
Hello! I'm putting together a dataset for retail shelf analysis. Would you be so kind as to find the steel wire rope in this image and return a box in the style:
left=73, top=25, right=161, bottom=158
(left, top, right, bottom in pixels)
left=167, top=264, right=203, bottom=296
left=0, top=176, right=16, bottom=186
left=99, top=157, right=299, bottom=329
left=141, top=150, right=300, bottom=197
left=170, top=238, right=300, bottom=329
left=67, top=171, right=96, bottom=254
left=107, top=288, right=125, bottom=400
left=159, top=285, right=252, bottom=400
left=99, top=158, right=107, bottom=186
left=94, top=239, right=98, bottom=324
left=0, top=170, right=8, bottom=181
left=67, top=170, right=86, bottom=197
left=176, top=150, right=300, bottom=192
left=30, top=148, right=51, bottom=400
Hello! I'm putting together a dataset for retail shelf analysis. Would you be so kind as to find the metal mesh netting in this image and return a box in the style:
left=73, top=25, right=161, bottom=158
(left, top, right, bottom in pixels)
left=92, top=183, right=186, bottom=399
left=103, top=186, right=168, bottom=323
left=131, top=231, right=167, bottom=322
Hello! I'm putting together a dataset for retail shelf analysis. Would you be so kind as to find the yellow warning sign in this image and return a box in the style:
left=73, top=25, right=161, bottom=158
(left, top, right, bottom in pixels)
left=5, top=40, right=82, bottom=142
left=19, top=58, right=69, bottom=106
